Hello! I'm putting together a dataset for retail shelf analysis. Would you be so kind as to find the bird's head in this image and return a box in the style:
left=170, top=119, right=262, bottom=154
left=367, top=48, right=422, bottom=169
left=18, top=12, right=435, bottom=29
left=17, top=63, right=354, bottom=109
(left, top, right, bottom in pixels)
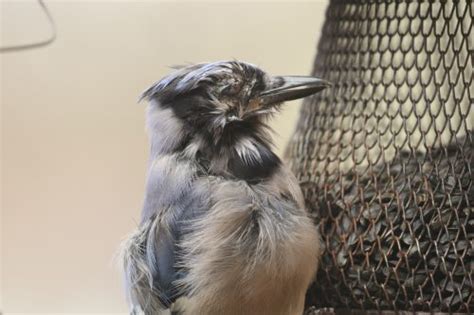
left=141, top=61, right=330, bottom=148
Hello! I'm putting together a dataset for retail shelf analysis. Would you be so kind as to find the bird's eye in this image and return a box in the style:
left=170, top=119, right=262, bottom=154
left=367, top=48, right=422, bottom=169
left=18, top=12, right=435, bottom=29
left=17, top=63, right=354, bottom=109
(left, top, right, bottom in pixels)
left=221, top=81, right=242, bottom=96
left=221, top=85, right=235, bottom=95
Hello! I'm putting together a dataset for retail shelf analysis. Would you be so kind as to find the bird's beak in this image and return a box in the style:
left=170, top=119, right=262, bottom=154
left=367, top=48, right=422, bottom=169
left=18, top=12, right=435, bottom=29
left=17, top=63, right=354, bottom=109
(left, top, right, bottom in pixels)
left=259, top=76, right=331, bottom=106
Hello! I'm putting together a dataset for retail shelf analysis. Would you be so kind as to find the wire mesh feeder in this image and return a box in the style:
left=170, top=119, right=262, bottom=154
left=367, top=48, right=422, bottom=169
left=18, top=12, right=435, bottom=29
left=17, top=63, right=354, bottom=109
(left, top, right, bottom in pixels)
left=285, top=1, right=473, bottom=314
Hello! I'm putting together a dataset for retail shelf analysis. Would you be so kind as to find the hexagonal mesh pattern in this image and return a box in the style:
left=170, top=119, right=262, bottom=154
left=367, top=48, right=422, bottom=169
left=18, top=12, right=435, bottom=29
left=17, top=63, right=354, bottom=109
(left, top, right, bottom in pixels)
left=286, top=1, right=473, bottom=313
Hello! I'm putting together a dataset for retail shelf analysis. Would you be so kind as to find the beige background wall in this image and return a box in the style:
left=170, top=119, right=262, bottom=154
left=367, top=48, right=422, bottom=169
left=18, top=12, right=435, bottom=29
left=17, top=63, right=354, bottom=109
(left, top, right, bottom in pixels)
left=1, top=0, right=327, bottom=313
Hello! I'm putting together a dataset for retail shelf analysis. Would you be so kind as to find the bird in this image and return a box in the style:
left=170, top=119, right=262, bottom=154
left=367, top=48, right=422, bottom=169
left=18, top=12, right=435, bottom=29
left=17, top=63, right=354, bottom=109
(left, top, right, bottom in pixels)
left=120, top=60, right=330, bottom=315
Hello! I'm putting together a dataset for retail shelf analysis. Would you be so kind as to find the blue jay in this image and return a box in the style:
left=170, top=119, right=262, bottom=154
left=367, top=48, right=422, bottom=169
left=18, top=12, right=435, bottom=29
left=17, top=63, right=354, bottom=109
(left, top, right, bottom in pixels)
left=121, top=61, right=329, bottom=315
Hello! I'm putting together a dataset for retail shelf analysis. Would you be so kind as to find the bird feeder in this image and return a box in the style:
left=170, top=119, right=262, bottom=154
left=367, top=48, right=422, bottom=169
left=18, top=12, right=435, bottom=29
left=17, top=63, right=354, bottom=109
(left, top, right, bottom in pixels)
left=286, top=1, right=473, bottom=314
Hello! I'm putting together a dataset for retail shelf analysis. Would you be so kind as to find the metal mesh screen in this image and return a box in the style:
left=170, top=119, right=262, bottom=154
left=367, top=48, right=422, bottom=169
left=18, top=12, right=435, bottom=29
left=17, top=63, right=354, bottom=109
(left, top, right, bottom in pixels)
left=286, top=1, right=473, bottom=313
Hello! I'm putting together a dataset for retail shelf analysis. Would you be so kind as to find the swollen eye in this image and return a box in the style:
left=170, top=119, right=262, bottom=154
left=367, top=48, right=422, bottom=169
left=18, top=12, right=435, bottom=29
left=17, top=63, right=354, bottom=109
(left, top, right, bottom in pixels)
left=221, top=81, right=242, bottom=95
